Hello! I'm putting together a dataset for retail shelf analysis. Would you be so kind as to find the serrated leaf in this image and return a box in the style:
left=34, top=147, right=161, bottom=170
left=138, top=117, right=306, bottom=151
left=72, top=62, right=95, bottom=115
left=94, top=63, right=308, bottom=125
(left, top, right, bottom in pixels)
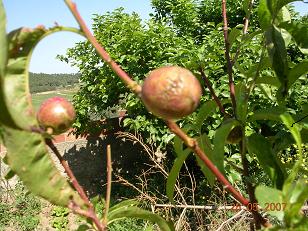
left=212, top=119, right=240, bottom=174
left=255, top=185, right=284, bottom=221
left=108, top=206, right=175, bottom=231
left=247, top=134, right=285, bottom=189
left=0, top=1, right=17, bottom=128
left=166, top=148, right=191, bottom=203
left=2, top=126, right=84, bottom=207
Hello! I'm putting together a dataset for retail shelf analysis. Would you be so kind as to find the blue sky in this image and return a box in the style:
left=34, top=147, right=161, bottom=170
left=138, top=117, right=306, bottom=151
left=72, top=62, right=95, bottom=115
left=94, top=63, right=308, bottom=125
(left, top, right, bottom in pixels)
left=3, top=0, right=308, bottom=74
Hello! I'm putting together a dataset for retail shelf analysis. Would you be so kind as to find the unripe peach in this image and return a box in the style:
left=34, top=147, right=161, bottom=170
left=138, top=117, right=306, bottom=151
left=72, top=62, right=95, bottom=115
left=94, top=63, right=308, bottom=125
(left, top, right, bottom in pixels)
left=37, top=97, right=76, bottom=135
left=141, top=66, right=202, bottom=120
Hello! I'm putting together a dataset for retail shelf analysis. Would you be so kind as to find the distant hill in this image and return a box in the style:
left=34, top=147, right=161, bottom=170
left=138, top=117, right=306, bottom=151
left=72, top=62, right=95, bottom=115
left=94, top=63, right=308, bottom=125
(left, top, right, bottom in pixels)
left=29, top=72, right=80, bottom=93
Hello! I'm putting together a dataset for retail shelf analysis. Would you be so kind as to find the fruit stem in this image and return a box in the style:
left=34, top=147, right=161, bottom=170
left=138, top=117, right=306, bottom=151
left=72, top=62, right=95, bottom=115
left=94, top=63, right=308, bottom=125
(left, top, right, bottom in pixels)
left=222, top=0, right=237, bottom=115
left=45, top=138, right=107, bottom=231
left=63, top=0, right=141, bottom=96
left=199, top=67, right=229, bottom=117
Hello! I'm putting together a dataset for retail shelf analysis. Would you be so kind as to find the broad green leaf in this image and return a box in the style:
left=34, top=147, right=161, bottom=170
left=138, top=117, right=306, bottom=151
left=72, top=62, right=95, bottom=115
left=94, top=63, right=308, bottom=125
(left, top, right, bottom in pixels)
left=280, top=21, right=308, bottom=54
left=166, top=148, right=191, bottom=203
left=193, top=99, right=230, bottom=133
left=108, top=206, right=175, bottom=231
left=248, top=106, right=287, bottom=122
left=255, top=185, right=284, bottom=221
left=196, top=133, right=215, bottom=186
left=258, top=0, right=272, bottom=30
left=243, top=0, right=251, bottom=16
left=213, top=119, right=240, bottom=174
left=193, top=100, right=217, bottom=132
left=255, top=76, right=281, bottom=87
left=2, top=126, right=84, bottom=207
left=235, top=83, right=248, bottom=122
left=287, top=61, right=308, bottom=88
left=247, top=134, right=285, bottom=189
left=4, top=169, right=16, bottom=180
left=265, top=25, right=289, bottom=94
left=276, top=6, right=291, bottom=25
left=0, top=0, right=17, bottom=128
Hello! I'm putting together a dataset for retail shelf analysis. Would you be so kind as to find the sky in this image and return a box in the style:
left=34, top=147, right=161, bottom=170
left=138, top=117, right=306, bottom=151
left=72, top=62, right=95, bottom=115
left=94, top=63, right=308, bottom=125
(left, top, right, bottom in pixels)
left=3, top=0, right=308, bottom=74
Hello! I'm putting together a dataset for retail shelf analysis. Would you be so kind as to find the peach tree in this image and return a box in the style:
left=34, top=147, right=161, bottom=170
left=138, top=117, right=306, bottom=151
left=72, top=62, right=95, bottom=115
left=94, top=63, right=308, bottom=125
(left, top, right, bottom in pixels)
left=0, top=0, right=307, bottom=230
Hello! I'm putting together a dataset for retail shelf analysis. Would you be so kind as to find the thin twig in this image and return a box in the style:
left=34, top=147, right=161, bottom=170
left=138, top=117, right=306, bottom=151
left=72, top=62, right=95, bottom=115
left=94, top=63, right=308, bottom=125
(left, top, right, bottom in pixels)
left=222, top=0, right=237, bottom=114
left=200, top=68, right=228, bottom=117
left=103, top=144, right=112, bottom=223
left=216, top=209, right=246, bottom=231
left=45, top=139, right=107, bottom=231
left=232, top=0, right=255, bottom=65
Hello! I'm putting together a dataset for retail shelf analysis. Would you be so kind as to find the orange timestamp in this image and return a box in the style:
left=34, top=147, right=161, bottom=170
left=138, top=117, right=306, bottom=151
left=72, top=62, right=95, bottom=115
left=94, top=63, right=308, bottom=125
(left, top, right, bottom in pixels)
left=231, top=202, right=287, bottom=211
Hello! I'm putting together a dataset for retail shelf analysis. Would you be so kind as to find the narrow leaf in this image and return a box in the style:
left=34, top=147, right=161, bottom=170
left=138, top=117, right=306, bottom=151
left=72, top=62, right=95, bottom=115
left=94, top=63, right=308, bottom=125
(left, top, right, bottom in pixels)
left=213, top=119, right=240, bottom=174
left=108, top=206, right=175, bottom=231
left=166, top=148, right=191, bottom=203
left=287, top=61, right=308, bottom=89
left=248, top=106, right=287, bottom=122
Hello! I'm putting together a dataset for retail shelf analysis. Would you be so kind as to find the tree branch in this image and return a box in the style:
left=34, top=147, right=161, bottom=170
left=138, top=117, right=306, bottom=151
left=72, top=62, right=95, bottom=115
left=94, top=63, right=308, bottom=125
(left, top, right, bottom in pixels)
left=103, top=144, right=112, bottom=223
left=45, top=139, right=107, bottom=231
left=200, top=67, right=228, bottom=117
left=222, top=0, right=237, bottom=114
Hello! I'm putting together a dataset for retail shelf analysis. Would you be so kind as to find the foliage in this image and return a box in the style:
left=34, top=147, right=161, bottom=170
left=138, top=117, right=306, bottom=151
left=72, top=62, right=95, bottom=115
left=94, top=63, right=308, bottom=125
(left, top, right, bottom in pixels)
left=0, top=182, right=41, bottom=231
left=29, top=72, right=79, bottom=93
left=51, top=206, right=70, bottom=230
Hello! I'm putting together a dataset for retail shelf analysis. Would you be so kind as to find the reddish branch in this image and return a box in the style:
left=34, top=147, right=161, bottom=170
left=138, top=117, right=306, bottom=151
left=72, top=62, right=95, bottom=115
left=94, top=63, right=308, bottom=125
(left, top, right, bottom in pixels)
left=222, top=0, right=237, bottom=114
left=199, top=68, right=228, bottom=117
left=103, top=145, right=112, bottom=223
left=45, top=139, right=107, bottom=231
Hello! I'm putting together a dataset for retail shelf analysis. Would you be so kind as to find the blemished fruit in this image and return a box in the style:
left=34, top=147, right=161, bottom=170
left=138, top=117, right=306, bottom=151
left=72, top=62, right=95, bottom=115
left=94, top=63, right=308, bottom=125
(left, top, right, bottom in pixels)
left=37, top=97, right=76, bottom=135
left=141, top=66, right=202, bottom=120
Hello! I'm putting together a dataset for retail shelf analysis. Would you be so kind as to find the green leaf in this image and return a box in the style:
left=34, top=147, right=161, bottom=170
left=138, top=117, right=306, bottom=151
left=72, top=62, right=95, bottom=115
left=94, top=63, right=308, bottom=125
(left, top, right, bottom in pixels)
left=108, top=206, right=175, bottom=231
left=212, top=119, right=240, bottom=174
left=193, top=100, right=217, bottom=132
left=2, top=126, right=84, bottom=207
left=280, top=113, right=303, bottom=195
left=255, top=185, right=284, bottom=221
left=166, top=148, right=191, bottom=203
left=228, top=28, right=241, bottom=47
left=196, top=133, right=215, bottom=186
left=287, top=61, right=308, bottom=88
left=0, top=0, right=17, bottom=128
left=265, top=25, right=289, bottom=94
left=248, top=106, right=287, bottom=122
left=258, top=0, right=272, bottom=30
left=255, top=76, right=281, bottom=87
left=247, top=134, right=285, bottom=189
left=108, top=199, right=139, bottom=214
left=4, top=169, right=16, bottom=180
left=280, top=21, right=308, bottom=54
left=235, top=83, right=248, bottom=122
